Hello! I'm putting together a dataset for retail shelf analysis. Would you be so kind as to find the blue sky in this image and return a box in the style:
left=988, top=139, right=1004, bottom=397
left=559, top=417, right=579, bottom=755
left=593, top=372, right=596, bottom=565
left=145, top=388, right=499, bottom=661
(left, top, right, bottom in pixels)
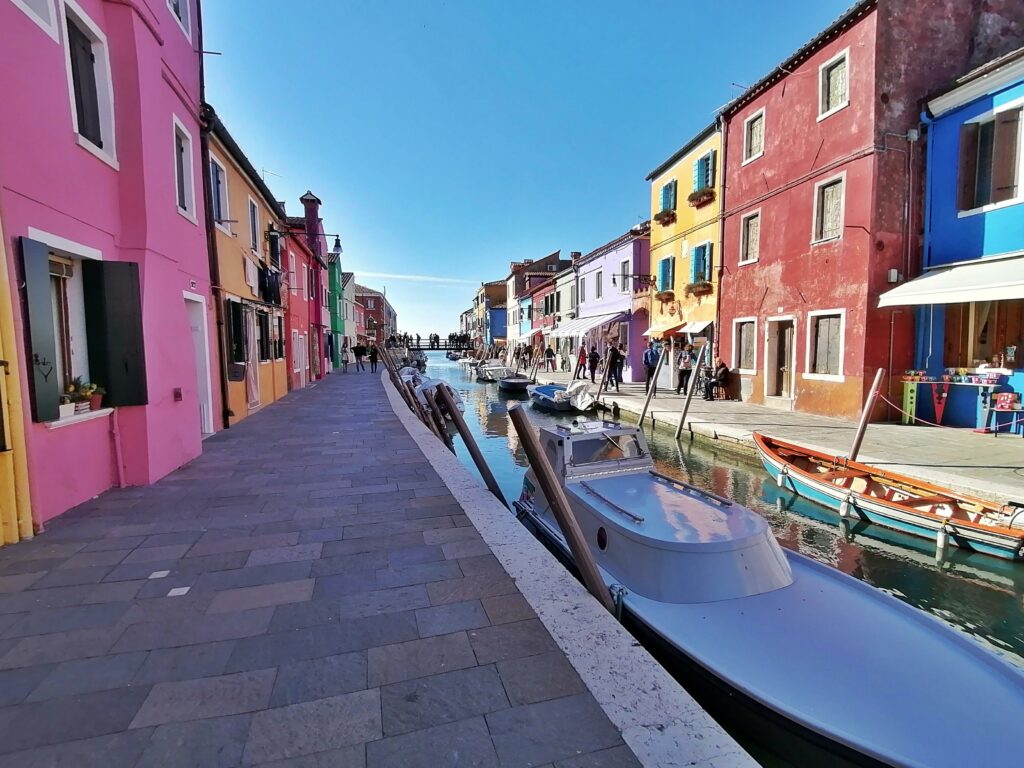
left=203, top=0, right=852, bottom=334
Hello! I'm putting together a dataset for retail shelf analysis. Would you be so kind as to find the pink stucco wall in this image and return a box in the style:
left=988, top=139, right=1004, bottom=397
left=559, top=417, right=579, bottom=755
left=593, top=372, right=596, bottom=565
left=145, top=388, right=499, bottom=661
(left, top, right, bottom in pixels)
left=0, top=0, right=219, bottom=523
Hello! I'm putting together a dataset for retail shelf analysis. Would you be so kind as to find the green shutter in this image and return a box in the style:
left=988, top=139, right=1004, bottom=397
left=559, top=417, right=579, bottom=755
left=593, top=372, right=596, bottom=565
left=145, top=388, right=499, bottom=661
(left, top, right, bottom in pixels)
left=82, top=261, right=148, bottom=407
left=692, top=160, right=700, bottom=192
left=19, top=238, right=62, bottom=422
left=704, top=243, right=714, bottom=281
left=670, top=180, right=678, bottom=209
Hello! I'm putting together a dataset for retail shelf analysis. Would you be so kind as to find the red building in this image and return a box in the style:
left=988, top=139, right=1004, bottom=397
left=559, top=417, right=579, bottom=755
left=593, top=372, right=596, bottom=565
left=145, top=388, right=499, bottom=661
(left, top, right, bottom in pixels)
left=355, top=285, right=395, bottom=347
left=717, top=0, right=1024, bottom=419
left=282, top=221, right=315, bottom=391
left=285, top=192, right=329, bottom=381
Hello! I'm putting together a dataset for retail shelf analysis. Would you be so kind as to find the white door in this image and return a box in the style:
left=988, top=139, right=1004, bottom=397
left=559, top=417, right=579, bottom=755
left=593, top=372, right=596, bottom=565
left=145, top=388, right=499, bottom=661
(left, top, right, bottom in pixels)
left=184, top=294, right=214, bottom=435
left=298, top=334, right=307, bottom=388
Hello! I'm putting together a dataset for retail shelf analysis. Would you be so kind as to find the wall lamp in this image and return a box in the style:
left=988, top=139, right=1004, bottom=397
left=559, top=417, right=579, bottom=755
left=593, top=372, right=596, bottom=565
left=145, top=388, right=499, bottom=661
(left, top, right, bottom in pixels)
left=611, top=273, right=658, bottom=290
left=266, top=226, right=343, bottom=259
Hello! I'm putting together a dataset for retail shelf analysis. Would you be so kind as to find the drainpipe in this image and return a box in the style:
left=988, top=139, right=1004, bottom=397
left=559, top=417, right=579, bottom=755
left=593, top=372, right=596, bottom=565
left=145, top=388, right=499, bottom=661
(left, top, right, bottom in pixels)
left=196, top=1, right=231, bottom=430
left=919, top=109, right=936, bottom=372
left=713, top=113, right=727, bottom=362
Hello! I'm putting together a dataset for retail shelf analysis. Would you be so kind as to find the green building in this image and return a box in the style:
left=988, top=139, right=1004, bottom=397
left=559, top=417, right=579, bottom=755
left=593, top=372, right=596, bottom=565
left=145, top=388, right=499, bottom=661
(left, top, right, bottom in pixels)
left=328, top=248, right=344, bottom=369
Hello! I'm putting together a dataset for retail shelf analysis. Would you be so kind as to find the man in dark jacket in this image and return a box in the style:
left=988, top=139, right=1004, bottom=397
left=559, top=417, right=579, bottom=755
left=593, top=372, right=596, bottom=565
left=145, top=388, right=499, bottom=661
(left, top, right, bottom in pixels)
left=606, top=345, right=621, bottom=391
left=587, top=346, right=601, bottom=383
left=704, top=358, right=729, bottom=400
left=643, top=341, right=660, bottom=395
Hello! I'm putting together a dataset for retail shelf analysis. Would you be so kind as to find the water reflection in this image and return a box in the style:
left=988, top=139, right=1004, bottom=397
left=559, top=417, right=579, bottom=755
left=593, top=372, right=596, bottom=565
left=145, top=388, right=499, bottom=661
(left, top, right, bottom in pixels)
left=428, top=353, right=1024, bottom=668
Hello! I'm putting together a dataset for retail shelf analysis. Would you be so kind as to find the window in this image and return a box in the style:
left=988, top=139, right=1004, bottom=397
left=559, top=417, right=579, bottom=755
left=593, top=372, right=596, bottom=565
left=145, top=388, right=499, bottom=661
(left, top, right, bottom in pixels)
left=657, top=256, right=675, bottom=292
left=659, top=180, right=677, bottom=212
left=367, top=298, right=375, bottom=309
left=10, top=0, right=59, bottom=40
left=547, top=264, right=557, bottom=271
left=942, top=300, right=1023, bottom=368
left=308, top=267, right=315, bottom=300
left=818, top=50, right=849, bottom=119
left=209, top=156, right=229, bottom=232
left=299, top=261, right=306, bottom=297
left=555, top=290, right=561, bottom=312
left=274, top=316, right=284, bottom=359
left=690, top=243, right=713, bottom=283
left=173, top=117, right=195, bottom=220
left=63, top=2, right=116, bottom=165
left=595, top=270, right=603, bottom=300
left=323, top=286, right=329, bottom=308
left=739, top=211, right=760, bottom=265
left=167, top=0, right=190, bottom=40
left=48, top=256, right=89, bottom=392
left=958, top=107, right=1021, bottom=211
left=743, top=109, right=764, bottom=163
left=693, top=150, right=716, bottom=191
left=733, top=319, right=756, bottom=373
left=619, top=259, right=630, bottom=293
left=244, top=258, right=258, bottom=293
left=580, top=277, right=586, bottom=303
left=813, top=175, right=845, bottom=243
left=291, top=329, right=300, bottom=371
left=806, top=311, right=844, bottom=379
left=248, top=199, right=259, bottom=252
left=256, top=312, right=271, bottom=362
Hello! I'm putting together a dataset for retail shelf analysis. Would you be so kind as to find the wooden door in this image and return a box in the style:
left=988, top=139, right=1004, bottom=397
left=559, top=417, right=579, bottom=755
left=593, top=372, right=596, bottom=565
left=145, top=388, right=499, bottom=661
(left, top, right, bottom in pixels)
left=774, top=321, right=794, bottom=397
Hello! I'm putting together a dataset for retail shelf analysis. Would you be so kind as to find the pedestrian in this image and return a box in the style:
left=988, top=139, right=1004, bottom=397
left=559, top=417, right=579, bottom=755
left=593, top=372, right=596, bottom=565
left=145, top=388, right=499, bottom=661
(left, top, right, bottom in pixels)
left=587, top=345, right=600, bottom=383
left=704, top=357, right=730, bottom=401
left=341, top=344, right=350, bottom=373
left=544, top=345, right=556, bottom=372
left=615, top=343, right=626, bottom=387
left=643, top=341, right=659, bottom=395
left=369, top=344, right=379, bottom=373
left=606, top=345, right=621, bottom=391
left=574, top=346, right=587, bottom=380
left=675, top=343, right=696, bottom=395
left=354, top=343, right=366, bottom=372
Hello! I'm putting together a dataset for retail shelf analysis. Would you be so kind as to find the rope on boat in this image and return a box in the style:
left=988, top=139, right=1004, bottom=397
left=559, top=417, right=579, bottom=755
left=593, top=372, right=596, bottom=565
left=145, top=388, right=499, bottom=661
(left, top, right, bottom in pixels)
left=878, top=394, right=1024, bottom=434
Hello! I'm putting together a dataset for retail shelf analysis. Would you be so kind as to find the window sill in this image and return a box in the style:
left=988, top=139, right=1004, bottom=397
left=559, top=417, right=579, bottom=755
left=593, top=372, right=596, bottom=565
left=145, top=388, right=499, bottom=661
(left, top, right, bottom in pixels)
left=957, top=197, right=1023, bottom=218
left=46, top=408, right=114, bottom=430
left=810, top=235, right=842, bottom=247
left=177, top=206, right=198, bottom=225
left=737, top=258, right=759, bottom=267
left=816, top=101, right=849, bottom=122
left=215, top=223, right=233, bottom=236
left=736, top=368, right=757, bottom=376
left=802, top=373, right=845, bottom=383
left=741, top=151, right=764, bottom=167
left=77, top=135, right=119, bottom=170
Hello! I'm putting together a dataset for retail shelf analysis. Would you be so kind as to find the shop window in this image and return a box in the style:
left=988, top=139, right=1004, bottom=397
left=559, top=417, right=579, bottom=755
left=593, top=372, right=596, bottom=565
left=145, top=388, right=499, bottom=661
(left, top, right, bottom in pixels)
left=20, top=237, right=146, bottom=422
left=945, top=300, right=1023, bottom=368
left=733, top=319, right=756, bottom=373
left=807, top=311, right=843, bottom=378
left=743, top=109, right=764, bottom=163
left=818, top=50, right=849, bottom=119
left=64, top=2, right=116, bottom=164
left=740, top=211, right=760, bottom=264
left=958, top=107, right=1021, bottom=210
left=813, top=176, right=845, bottom=243
left=659, top=180, right=677, bottom=212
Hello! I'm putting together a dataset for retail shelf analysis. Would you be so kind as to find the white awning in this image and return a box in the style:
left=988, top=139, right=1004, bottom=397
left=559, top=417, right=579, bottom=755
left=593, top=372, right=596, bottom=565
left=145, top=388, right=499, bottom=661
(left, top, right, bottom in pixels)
left=642, top=321, right=684, bottom=337
left=878, top=253, right=1024, bottom=307
left=679, top=320, right=711, bottom=334
left=551, top=312, right=625, bottom=338
left=523, top=328, right=543, bottom=339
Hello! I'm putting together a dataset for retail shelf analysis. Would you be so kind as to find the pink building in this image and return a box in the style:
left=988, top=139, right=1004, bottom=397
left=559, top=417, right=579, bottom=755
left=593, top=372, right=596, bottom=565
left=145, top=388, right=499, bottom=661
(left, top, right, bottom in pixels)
left=0, top=0, right=218, bottom=526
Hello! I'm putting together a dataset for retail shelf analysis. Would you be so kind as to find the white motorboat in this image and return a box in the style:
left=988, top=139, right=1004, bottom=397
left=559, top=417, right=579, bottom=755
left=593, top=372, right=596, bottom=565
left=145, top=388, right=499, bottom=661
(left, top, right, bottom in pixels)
left=511, top=419, right=1024, bottom=767
left=526, top=380, right=595, bottom=412
left=477, top=364, right=515, bottom=383
left=414, top=378, right=464, bottom=416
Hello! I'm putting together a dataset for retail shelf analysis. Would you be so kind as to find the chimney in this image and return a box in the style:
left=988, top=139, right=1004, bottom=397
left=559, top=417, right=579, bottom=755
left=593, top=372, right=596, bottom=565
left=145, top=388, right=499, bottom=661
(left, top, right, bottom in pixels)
left=570, top=251, right=582, bottom=263
left=299, top=190, right=322, bottom=257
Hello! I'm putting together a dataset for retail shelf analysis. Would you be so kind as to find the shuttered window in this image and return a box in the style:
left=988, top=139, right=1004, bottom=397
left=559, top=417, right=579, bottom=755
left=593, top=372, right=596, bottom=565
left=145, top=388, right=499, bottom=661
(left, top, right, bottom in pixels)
left=257, top=312, right=271, bottom=362
left=657, top=257, right=674, bottom=292
left=820, top=54, right=848, bottom=116
left=595, top=271, right=603, bottom=300
left=227, top=301, right=246, bottom=363
left=959, top=109, right=1021, bottom=210
left=744, top=111, right=764, bottom=161
left=67, top=15, right=102, bottom=148
left=810, top=314, right=842, bottom=376
left=740, top=213, right=760, bottom=263
left=659, top=180, right=677, bottom=212
left=690, top=244, right=713, bottom=283
left=693, top=150, right=716, bottom=191
left=736, top=321, right=755, bottom=371
left=814, top=178, right=844, bottom=242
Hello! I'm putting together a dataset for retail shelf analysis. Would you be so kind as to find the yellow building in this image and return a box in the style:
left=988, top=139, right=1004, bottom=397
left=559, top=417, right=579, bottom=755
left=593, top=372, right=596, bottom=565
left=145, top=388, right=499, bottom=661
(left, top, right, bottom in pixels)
left=208, top=113, right=289, bottom=426
left=644, top=122, right=721, bottom=369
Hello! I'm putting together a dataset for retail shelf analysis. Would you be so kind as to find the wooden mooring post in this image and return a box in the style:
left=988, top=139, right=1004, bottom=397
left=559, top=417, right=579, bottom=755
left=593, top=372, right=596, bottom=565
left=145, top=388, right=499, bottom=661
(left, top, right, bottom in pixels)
left=637, top=347, right=668, bottom=427
left=435, top=384, right=508, bottom=508
left=507, top=404, right=615, bottom=613
left=849, top=368, right=885, bottom=461
left=423, top=388, right=455, bottom=452
left=674, top=344, right=707, bottom=441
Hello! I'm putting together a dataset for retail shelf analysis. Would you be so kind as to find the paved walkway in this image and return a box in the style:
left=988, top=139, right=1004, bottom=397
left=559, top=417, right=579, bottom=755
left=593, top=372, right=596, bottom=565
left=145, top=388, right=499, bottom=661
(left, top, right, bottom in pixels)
left=536, top=371, right=1024, bottom=504
left=0, top=372, right=640, bottom=767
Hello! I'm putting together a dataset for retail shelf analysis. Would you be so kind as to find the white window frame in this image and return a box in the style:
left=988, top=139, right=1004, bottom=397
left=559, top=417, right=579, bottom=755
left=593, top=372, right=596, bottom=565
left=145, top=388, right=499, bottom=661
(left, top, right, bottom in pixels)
left=619, top=258, right=630, bottom=293
left=817, top=48, right=850, bottom=122
left=288, top=252, right=297, bottom=294
left=291, top=329, right=300, bottom=372
left=247, top=196, right=260, bottom=254
left=579, top=276, right=586, bottom=304
left=741, top=107, right=765, bottom=166
left=957, top=96, right=1024, bottom=218
left=61, top=0, right=118, bottom=169
left=172, top=115, right=197, bottom=223
left=738, top=208, right=761, bottom=266
left=732, top=317, right=758, bottom=375
left=10, top=0, right=60, bottom=41
left=803, top=308, right=846, bottom=382
left=166, top=0, right=191, bottom=42
left=595, top=270, right=603, bottom=300
left=209, top=153, right=231, bottom=234
left=811, top=171, right=846, bottom=245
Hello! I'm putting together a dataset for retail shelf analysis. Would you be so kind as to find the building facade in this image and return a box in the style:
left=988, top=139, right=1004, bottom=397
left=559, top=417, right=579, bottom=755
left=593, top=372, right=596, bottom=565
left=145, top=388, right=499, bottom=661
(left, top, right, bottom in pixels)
left=328, top=251, right=344, bottom=370
left=283, top=216, right=315, bottom=391
left=717, top=0, right=1024, bottom=420
left=1, top=0, right=217, bottom=532
left=341, top=272, right=357, bottom=353
left=285, top=192, right=330, bottom=381
left=504, top=261, right=532, bottom=352
left=356, top=285, right=395, bottom=347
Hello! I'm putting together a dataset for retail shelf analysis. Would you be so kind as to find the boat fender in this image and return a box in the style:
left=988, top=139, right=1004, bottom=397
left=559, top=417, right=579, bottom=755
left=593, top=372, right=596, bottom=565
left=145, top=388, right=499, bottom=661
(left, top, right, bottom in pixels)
left=610, top=584, right=628, bottom=622
left=839, top=494, right=855, bottom=519
left=936, top=517, right=952, bottom=552
left=776, top=466, right=789, bottom=488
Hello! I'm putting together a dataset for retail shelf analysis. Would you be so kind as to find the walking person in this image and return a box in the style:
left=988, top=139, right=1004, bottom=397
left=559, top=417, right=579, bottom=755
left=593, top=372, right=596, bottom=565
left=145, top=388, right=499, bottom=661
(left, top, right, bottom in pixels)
left=544, top=345, right=556, bottom=372
left=341, top=344, right=350, bottom=373
left=369, top=344, right=379, bottom=373
left=354, top=343, right=366, bottom=372
left=615, top=343, right=626, bottom=388
left=574, top=346, right=587, bottom=380
left=606, top=344, right=620, bottom=391
left=587, top=346, right=600, bottom=383
left=675, top=343, right=696, bottom=395
left=643, top=341, right=659, bottom=396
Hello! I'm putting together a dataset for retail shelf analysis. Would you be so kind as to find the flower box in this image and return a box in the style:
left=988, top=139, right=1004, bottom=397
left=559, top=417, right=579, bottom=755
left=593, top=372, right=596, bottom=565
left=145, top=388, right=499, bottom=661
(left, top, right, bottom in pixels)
left=687, top=188, right=715, bottom=207
left=653, top=209, right=676, bottom=226
left=684, top=281, right=713, bottom=297
left=654, top=290, right=675, bottom=302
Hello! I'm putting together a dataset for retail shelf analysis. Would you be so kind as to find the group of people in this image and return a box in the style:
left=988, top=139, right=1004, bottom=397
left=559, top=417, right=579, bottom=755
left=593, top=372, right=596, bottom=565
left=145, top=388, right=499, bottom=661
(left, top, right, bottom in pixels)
left=342, top=342, right=379, bottom=373
left=570, top=344, right=627, bottom=390
left=448, top=333, right=472, bottom=347
left=641, top=341, right=729, bottom=400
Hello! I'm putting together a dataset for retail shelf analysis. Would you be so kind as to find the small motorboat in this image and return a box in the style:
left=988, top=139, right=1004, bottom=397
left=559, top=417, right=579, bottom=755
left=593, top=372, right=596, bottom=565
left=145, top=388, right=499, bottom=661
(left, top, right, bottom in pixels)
left=478, top=364, right=515, bottom=383
left=527, top=380, right=595, bottom=412
left=498, top=373, right=532, bottom=393
left=512, top=420, right=1024, bottom=767
left=414, top=378, right=464, bottom=417
left=754, top=433, right=1024, bottom=560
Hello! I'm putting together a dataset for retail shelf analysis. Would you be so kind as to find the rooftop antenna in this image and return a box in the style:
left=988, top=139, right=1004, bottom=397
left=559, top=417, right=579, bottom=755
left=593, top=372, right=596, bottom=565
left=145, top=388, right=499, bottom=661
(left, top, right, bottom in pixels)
left=261, top=168, right=282, bottom=181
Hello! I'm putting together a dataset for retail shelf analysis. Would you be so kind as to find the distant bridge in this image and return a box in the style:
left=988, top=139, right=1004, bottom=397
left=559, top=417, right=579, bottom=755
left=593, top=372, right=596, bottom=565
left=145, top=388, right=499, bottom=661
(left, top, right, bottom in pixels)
left=388, top=339, right=475, bottom=352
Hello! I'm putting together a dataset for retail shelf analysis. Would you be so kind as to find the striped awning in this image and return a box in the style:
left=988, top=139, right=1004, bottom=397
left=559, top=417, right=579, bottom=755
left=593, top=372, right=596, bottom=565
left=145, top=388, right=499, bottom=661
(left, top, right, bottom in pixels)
left=550, top=312, right=626, bottom=338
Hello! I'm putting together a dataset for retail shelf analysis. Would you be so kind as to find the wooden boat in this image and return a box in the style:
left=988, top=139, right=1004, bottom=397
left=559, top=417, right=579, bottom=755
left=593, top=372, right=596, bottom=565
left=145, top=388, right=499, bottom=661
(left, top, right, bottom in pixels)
left=753, top=432, right=1024, bottom=560
left=513, top=420, right=1024, bottom=767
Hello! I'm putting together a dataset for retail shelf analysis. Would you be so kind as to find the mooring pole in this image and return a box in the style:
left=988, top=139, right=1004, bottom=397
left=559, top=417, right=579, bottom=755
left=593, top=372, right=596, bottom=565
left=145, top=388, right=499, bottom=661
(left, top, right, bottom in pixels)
left=595, top=348, right=611, bottom=399
left=406, top=381, right=441, bottom=439
left=674, top=344, right=707, bottom=441
left=507, top=404, right=615, bottom=613
left=637, top=346, right=668, bottom=427
left=849, top=367, right=885, bottom=462
left=423, top=388, right=455, bottom=452
left=435, top=384, right=508, bottom=508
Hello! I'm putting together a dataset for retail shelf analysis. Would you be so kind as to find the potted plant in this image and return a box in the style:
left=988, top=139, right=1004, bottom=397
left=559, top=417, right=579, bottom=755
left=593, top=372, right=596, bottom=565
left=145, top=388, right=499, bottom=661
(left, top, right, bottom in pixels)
left=58, top=394, right=75, bottom=420
left=654, top=290, right=675, bottom=302
left=653, top=209, right=676, bottom=226
left=684, top=281, right=714, bottom=297
left=89, top=384, right=106, bottom=411
left=688, top=188, right=716, bottom=207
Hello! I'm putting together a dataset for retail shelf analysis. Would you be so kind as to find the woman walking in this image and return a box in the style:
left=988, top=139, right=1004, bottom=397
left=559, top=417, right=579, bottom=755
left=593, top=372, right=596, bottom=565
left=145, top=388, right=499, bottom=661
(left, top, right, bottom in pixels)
left=369, top=344, right=379, bottom=373
left=675, top=343, right=696, bottom=395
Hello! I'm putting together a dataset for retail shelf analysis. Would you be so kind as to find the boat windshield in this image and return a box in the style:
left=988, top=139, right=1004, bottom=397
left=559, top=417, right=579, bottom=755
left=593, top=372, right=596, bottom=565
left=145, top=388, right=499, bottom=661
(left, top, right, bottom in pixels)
left=571, top=434, right=645, bottom=465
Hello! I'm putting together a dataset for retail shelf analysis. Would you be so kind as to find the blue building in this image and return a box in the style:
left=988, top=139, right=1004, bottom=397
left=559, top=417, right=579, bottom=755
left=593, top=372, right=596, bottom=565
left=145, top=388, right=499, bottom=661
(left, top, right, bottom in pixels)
left=880, top=47, right=1024, bottom=428
left=485, top=305, right=507, bottom=346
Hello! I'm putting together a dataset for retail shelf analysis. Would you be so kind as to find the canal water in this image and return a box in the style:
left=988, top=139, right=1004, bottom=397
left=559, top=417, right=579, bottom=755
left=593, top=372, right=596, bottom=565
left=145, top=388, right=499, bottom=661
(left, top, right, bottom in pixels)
left=429, top=353, right=1024, bottom=673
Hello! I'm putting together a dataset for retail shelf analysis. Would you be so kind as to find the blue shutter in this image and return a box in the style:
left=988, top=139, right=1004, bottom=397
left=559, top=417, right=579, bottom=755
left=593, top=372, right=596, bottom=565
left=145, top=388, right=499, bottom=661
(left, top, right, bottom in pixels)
left=689, top=247, right=698, bottom=283
left=670, top=180, right=677, bottom=209
left=692, top=160, right=700, bottom=192
left=704, top=243, right=714, bottom=281
left=658, top=259, right=669, bottom=290
left=707, top=149, right=716, bottom=188
left=659, top=184, right=668, bottom=212
left=669, top=256, right=676, bottom=288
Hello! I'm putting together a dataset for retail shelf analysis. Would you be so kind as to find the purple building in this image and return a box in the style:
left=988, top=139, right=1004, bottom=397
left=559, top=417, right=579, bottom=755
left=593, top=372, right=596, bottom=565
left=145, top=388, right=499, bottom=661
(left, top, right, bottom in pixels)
left=552, top=224, right=651, bottom=382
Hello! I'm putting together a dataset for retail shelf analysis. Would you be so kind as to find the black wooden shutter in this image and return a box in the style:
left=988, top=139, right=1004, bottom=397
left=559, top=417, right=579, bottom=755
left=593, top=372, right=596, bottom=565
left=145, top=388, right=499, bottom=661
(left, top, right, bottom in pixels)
left=81, top=261, right=148, bottom=407
left=67, top=18, right=102, bottom=148
left=19, top=238, right=61, bottom=423
left=992, top=109, right=1021, bottom=204
left=957, top=123, right=979, bottom=210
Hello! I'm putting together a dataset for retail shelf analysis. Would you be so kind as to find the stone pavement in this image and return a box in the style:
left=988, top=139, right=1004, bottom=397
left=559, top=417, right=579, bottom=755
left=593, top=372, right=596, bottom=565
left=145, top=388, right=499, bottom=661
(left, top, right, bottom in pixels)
left=0, top=372, right=641, bottom=768
left=536, top=370, right=1024, bottom=504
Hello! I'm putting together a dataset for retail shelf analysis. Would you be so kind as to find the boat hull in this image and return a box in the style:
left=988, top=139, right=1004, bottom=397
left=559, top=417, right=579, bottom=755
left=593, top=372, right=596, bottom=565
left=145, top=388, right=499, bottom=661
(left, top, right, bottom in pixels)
left=754, top=435, right=1024, bottom=560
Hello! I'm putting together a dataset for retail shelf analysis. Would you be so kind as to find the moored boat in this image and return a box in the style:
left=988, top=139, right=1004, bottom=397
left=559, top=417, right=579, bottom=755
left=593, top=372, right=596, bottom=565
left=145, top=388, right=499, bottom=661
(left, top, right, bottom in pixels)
left=753, top=432, right=1024, bottom=560
left=477, top=363, right=513, bottom=383
left=527, top=381, right=595, bottom=412
left=513, top=420, right=1024, bottom=767
left=498, top=373, right=532, bottom=393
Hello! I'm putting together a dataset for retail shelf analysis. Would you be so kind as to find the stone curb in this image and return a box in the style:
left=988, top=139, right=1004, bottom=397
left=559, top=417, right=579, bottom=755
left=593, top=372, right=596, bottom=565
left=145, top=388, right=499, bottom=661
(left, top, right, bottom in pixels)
left=380, top=372, right=755, bottom=768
